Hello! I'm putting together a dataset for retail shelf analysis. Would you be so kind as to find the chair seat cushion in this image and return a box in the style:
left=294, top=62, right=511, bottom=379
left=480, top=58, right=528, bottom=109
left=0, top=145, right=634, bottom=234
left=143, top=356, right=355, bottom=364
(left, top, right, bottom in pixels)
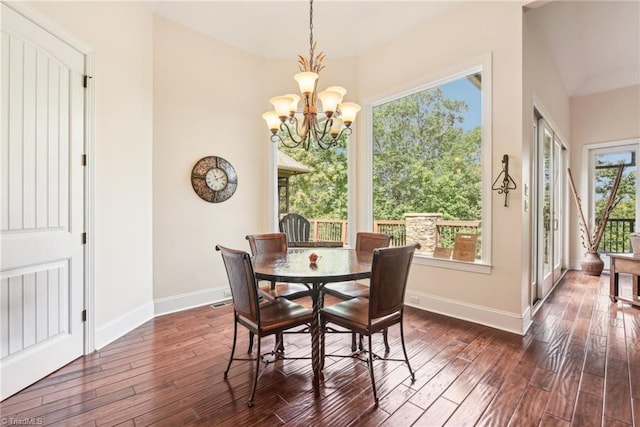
left=320, top=298, right=400, bottom=335
left=258, top=282, right=311, bottom=300
left=323, top=281, right=369, bottom=300
left=240, top=298, right=313, bottom=335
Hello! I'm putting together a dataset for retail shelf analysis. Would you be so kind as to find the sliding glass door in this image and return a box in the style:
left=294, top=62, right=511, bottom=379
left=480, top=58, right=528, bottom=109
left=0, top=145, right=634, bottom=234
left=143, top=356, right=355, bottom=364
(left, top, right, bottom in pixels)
left=533, top=117, right=565, bottom=303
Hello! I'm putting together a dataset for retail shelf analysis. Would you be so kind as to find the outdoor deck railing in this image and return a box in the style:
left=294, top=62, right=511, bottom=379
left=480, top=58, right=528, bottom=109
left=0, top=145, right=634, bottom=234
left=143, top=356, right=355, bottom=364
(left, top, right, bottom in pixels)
left=311, top=219, right=348, bottom=245
left=598, top=218, right=635, bottom=253
left=308, top=218, right=481, bottom=250
left=373, top=220, right=407, bottom=246
left=302, top=216, right=634, bottom=254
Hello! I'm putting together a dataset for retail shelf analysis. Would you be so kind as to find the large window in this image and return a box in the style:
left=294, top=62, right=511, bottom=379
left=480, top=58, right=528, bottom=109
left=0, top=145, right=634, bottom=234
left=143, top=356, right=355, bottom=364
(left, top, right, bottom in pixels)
left=371, top=67, right=489, bottom=264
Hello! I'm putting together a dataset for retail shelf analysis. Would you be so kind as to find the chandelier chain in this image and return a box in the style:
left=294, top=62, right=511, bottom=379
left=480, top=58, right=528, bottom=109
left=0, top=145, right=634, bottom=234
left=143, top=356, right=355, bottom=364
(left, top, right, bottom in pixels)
left=309, top=0, right=314, bottom=60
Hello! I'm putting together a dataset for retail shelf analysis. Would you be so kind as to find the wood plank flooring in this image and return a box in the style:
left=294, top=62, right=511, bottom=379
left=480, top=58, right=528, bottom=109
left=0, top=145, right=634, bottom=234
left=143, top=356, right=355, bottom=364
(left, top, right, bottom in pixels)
left=1, top=270, right=638, bottom=426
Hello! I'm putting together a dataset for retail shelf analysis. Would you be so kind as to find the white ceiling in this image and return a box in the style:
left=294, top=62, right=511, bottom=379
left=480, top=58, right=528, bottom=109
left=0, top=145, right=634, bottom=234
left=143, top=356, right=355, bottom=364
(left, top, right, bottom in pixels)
left=148, top=1, right=640, bottom=97
left=148, top=1, right=454, bottom=59
left=526, top=0, right=640, bottom=97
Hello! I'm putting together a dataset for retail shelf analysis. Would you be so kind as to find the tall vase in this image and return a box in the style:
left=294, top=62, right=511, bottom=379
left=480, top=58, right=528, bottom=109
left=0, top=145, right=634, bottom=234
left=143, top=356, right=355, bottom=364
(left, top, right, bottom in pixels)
left=581, top=252, right=604, bottom=276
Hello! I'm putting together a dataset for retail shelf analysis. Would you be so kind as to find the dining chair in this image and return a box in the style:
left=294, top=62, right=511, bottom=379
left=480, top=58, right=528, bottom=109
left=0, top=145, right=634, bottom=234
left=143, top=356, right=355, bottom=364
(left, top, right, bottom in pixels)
left=323, top=232, right=391, bottom=351
left=245, top=233, right=311, bottom=301
left=279, top=213, right=311, bottom=243
left=216, top=245, right=313, bottom=407
left=319, top=243, right=419, bottom=404
left=246, top=232, right=312, bottom=354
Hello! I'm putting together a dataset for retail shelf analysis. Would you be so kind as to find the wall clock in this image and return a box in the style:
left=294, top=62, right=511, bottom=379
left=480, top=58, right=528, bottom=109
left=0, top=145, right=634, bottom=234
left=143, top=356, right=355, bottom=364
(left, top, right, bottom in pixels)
left=191, top=156, right=238, bottom=203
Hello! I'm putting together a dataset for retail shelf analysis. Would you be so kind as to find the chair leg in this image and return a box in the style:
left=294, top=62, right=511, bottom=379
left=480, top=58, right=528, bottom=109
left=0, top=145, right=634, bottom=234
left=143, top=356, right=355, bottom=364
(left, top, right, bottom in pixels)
left=224, top=314, right=238, bottom=379
left=248, top=335, right=261, bottom=407
left=351, top=333, right=357, bottom=352
left=247, top=332, right=254, bottom=353
left=382, top=328, right=390, bottom=353
left=399, top=319, right=415, bottom=382
left=367, top=333, right=378, bottom=404
left=276, top=332, right=285, bottom=354
left=320, top=318, right=326, bottom=371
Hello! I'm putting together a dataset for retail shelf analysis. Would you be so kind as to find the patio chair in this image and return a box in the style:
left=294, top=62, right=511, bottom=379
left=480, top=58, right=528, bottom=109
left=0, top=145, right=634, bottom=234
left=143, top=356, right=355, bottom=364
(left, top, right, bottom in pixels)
left=279, top=213, right=311, bottom=243
left=320, top=243, right=419, bottom=404
left=216, top=244, right=313, bottom=407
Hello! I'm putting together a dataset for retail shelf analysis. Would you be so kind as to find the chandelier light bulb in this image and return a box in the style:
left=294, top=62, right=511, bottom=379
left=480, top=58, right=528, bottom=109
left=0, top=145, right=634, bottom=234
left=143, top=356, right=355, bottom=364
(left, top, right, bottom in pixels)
left=317, top=90, right=343, bottom=116
left=285, top=94, right=301, bottom=114
left=325, top=86, right=347, bottom=101
left=270, top=96, right=295, bottom=119
left=330, top=118, right=343, bottom=136
left=339, top=102, right=361, bottom=126
left=262, top=111, right=281, bottom=133
left=294, top=72, right=319, bottom=95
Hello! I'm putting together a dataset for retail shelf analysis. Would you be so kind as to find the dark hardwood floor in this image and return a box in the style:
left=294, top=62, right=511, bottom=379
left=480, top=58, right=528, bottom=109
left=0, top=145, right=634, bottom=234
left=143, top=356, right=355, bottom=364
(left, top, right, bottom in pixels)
left=1, top=270, right=638, bottom=426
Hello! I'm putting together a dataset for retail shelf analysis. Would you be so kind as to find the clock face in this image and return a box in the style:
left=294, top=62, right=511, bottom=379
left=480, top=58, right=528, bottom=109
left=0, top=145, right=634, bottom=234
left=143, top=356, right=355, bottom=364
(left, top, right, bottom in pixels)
left=191, top=156, right=237, bottom=203
left=205, top=167, right=228, bottom=191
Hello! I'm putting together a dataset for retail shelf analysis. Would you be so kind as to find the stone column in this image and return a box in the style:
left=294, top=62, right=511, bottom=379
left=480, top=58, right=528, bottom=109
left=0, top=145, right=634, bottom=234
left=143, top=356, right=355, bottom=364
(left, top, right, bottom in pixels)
left=404, top=213, right=442, bottom=254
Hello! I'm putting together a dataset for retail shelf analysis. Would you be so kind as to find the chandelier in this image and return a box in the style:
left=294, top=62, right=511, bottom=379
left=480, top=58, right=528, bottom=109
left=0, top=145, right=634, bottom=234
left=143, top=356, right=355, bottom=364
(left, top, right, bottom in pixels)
left=262, top=0, right=361, bottom=150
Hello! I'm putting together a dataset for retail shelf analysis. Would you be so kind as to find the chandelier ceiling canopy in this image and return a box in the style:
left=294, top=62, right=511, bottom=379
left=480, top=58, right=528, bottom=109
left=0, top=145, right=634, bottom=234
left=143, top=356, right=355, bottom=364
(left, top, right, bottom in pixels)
left=262, top=0, right=361, bottom=150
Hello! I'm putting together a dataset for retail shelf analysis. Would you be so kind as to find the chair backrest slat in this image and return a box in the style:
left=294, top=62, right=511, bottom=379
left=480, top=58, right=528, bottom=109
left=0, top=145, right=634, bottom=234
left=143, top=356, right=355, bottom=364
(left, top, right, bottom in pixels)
left=246, top=232, right=287, bottom=256
left=356, top=232, right=391, bottom=253
left=217, top=245, right=260, bottom=322
left=279, top=213, right=311, bottom=243
left=368, top=244, right=419, bottom=319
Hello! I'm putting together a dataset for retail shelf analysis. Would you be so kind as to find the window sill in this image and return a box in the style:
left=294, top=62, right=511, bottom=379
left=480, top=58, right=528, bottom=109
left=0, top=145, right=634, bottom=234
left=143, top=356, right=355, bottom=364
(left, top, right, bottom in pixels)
left=413, top=254, right=493, bottom=274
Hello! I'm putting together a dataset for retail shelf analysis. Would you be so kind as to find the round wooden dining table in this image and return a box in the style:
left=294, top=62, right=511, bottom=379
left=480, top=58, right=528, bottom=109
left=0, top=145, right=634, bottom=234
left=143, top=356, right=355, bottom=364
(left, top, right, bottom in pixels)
left=252, top=247, right=373, bottom=395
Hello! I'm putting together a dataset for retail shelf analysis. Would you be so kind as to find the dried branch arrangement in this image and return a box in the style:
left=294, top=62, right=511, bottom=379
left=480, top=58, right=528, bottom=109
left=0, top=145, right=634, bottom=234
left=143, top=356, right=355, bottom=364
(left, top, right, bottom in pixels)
left=567, top=164, right=624, bottom=254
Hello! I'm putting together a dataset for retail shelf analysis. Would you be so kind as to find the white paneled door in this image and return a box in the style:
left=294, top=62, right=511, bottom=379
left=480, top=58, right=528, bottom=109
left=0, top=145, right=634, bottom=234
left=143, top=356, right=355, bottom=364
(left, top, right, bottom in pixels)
left=1, top=4, right=85, bottom=400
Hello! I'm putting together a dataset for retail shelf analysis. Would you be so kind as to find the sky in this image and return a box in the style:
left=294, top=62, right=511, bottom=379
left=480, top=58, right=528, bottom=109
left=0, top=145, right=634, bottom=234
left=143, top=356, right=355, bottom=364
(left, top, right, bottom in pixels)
left=440, top=77, right=481, bottom=132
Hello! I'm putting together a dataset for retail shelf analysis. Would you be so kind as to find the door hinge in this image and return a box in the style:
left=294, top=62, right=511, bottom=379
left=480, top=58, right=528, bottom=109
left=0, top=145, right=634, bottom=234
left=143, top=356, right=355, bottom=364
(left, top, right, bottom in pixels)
left=82, top=232, right=87, bottom=244
left=82, top=309, right=87, bottom=322
left=81, top=154, right=87, bottom=166
left=83, top=75, right=92, bottom=88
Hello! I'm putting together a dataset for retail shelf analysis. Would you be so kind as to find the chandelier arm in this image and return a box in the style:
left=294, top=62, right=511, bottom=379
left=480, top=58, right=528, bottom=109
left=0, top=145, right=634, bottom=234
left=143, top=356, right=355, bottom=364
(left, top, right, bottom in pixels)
left=269, top=133, right=279, bottom=143
left=312, top=117, right=333, bottom=142
left=278, top=122, right=305, bottom=148
left=330, top=127, right=352, bottom=144
left=316, top=137, right=335, bottom=150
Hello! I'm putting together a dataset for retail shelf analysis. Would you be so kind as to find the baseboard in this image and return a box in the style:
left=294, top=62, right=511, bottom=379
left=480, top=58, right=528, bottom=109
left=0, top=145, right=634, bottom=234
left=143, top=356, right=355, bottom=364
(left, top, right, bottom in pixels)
left=95, top=301, right=155, bottom=350
left=154, top=286, right=231, bottom=317
left=405, top=291, right=528, bottom=335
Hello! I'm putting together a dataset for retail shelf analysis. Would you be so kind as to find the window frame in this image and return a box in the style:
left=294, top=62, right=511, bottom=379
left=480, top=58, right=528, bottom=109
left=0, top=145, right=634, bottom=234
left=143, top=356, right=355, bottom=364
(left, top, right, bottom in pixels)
left=362, top=56, right=492, bottom=273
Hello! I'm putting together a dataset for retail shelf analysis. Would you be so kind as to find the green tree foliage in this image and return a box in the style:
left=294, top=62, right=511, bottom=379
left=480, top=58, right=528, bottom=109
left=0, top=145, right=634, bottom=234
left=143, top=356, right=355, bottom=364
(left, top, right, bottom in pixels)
left=372, top=88, right=481, bottom=221
left=281, top=134, right=348, bottom=219
left=594, top=164, right=635, bottom=220
left=594, top=162, right=636, bottom=252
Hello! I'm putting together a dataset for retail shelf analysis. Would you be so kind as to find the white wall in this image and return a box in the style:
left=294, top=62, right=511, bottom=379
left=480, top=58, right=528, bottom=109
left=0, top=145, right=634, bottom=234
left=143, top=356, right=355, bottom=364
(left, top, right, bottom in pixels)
left=522, top=4, right=571, bottom=311
left=355, top=2, right=527, bottom=333
left=569, top=85, right=640, bottom=266
left=152, top=15, right=268, bottom=314
left=570, top=85, right=640, bottom=145
left=25, top=1, right=155, bottom=347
